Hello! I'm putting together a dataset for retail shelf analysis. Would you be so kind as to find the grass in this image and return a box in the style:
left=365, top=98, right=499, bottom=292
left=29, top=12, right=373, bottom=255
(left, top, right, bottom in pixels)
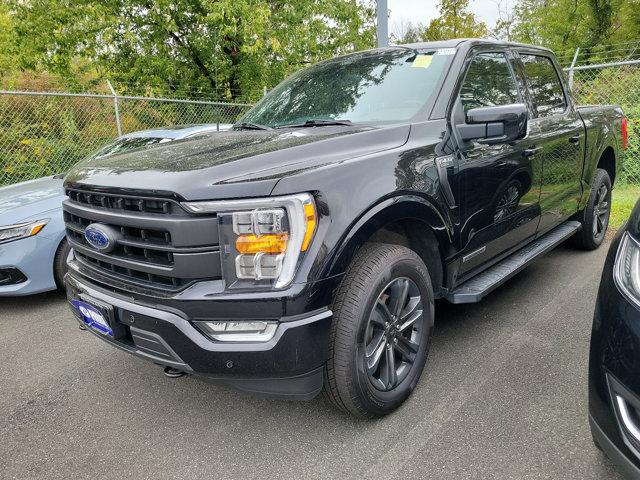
left=611, top=184, right=640, bottom=229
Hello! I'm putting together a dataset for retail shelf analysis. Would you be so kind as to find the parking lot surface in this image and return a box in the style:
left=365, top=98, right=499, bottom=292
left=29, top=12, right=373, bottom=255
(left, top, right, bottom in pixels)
left=0, top=241, right=625, bottom=480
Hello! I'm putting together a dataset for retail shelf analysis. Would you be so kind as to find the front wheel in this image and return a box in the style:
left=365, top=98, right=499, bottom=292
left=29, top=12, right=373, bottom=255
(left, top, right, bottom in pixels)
left=53, top=239, right=72, bottom=290
left=573, top=168, right=612, bottom=250
left=322, top=243, right=434, bottom=418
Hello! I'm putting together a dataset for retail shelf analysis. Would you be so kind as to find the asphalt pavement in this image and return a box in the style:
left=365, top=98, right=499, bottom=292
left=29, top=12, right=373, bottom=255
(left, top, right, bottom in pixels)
left=0, top=240, right=625, bottom=479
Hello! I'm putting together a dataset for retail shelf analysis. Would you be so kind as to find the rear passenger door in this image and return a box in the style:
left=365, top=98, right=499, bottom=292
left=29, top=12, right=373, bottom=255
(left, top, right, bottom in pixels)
left=516, top=52, right=585, bottom=235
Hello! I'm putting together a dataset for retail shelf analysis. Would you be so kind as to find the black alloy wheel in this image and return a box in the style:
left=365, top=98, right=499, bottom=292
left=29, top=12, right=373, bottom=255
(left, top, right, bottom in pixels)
left=323, top=243, right=434, bottom=418
left=364, top=277, right=425, bottom=391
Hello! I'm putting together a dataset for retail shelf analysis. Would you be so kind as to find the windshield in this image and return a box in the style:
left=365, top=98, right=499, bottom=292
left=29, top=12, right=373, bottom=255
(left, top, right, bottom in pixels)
left=240, top=48, right=455, bottom=128
left=89, top=136, right=170, bottom=160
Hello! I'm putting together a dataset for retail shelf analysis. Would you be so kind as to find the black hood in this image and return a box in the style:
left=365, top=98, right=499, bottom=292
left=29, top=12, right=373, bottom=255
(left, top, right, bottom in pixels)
left=65, top=124, right=410, bottom=200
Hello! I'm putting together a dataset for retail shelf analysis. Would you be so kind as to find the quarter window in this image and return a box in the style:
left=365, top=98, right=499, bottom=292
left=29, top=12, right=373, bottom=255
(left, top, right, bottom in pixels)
left=520, top=55, right=567, bottom=117
left=459, top=52, right=519, bottom=113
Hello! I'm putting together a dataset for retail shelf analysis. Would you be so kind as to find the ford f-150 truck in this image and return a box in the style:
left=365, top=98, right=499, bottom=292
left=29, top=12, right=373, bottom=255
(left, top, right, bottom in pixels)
left=63, top=39, right=627, bottom=418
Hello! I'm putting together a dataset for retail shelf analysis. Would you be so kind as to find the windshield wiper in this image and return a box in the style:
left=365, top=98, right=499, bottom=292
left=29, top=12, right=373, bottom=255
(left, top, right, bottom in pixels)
left=275, top=119, right=354, bottom=128
left=232, top=122, right=271, bottom=131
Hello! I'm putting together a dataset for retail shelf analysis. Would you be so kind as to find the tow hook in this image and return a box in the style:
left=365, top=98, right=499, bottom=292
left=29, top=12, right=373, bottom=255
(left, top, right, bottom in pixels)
left=163, top=366, right=187, bottom=378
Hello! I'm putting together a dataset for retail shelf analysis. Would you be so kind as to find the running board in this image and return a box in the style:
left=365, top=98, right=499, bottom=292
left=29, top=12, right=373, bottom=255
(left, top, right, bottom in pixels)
left=447, top=221, right=581, bottom=304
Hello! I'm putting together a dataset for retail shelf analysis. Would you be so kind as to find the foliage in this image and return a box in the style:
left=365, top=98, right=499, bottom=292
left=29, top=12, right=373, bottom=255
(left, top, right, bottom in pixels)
left=571, top=66, right=640, bottom=183
left=422, top=0, right=488, bottom=41
left=389, top=0, right=487, bottom=45
left=0, top=93, right=251, bottom=186
left=611, top=185, right=640, bottom=229
left=507, top=0, right=640, bottom=58
left=0, top=3, right=18, bottom=76
left=389, top=21, right=424, bottom=45
left=7, top=0, right=376, bottom=102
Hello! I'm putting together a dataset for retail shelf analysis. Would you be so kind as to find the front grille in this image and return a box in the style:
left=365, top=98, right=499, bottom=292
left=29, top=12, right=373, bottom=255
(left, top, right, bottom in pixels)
left=74, top=250, right=186, bottom=289
left=64, top=186, right=222, bottom=292
left=66, top=188, right=180, bottom=215
left=65, top=213, right=174, bottom=266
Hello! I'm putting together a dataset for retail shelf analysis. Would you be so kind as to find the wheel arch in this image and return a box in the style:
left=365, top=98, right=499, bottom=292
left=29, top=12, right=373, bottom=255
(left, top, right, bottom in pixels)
left=325, top=195, right=452, bottom=297
left=597, top=146, right=616, bottom=186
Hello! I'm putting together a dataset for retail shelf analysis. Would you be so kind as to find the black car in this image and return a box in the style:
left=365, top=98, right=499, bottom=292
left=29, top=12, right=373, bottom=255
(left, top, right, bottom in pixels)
left=590, top=198, right=640, bottom=478
left=63, top=39, right=626, bottom=418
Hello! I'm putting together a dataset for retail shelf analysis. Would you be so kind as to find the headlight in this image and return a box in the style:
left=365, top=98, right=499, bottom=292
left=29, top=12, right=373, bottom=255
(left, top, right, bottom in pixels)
left=0, top=219, right=49, bottom=245
left=182, top=193, right=317, bottom=289
left=614, top=232, right=640, bottom=310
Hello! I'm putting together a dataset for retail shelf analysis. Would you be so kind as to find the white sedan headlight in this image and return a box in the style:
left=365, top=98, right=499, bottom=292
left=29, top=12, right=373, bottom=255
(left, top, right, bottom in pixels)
left=614, top=232, right=640, bottom=310
left=182, top=193, right=317, bottom=289
left=0, top=219, right=49, bottom=245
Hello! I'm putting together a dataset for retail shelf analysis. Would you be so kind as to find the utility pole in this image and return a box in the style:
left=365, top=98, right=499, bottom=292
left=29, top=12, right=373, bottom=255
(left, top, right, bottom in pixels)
left=376, top=0, right=388, bottom=48
left=106, top=80, right=122, bottom=138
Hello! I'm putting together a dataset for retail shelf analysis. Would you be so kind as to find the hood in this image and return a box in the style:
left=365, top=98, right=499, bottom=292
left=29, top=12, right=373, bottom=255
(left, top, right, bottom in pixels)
left=0, top=176, right=66, bottom=225
left=64, top=124, right=411, bottom=200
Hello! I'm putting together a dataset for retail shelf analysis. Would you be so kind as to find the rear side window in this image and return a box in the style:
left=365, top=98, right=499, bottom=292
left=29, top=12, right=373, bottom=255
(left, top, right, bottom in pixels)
left=520, top=55, right=567, bottom=117
left=459, top=52, right=519, bottom=113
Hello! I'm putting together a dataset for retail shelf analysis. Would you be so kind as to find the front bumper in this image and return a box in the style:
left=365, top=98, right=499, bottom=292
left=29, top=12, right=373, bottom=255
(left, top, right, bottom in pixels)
left=0, top=235, right=59, bottom=296
left=590, top=414, right=640, bottom=479
left=66, top=274, right=333, bottom=400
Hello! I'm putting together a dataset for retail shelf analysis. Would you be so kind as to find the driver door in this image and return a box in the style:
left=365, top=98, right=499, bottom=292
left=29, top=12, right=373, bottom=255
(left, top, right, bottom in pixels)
left=453, top=49, right=542, bottom=275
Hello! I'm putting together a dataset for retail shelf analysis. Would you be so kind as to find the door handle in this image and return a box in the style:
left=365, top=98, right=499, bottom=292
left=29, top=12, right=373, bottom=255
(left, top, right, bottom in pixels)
left=569, top=135, right=581, bottom=144
left=523, top=147, right=541, bottom=157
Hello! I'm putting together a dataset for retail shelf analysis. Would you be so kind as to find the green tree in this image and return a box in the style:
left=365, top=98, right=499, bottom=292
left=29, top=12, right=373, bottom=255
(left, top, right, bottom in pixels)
left=508, top=0, right=639, bottom=57
left=0, top=3, right=18, bottom=77
left=10, top=0, right=375, bottom=101
left=390, top=20, right=425, bottom=44
left=422, top=0, right=488, bottom=41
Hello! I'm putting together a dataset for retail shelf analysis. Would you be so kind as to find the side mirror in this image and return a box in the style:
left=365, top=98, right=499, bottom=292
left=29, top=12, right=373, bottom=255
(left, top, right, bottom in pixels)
left=457, top=103, right=528, bottom=145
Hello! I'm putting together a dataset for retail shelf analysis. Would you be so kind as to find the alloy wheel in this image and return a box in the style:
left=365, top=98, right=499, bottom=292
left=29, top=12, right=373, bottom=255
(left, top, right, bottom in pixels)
left=592, top=184, right=610, bottom=239
left=364, top=277, right=424, bottom=391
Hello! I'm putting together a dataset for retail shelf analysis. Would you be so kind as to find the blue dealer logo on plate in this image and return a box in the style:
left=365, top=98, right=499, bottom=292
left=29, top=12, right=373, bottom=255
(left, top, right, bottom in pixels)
left=70, top=299, right=113, bottom=337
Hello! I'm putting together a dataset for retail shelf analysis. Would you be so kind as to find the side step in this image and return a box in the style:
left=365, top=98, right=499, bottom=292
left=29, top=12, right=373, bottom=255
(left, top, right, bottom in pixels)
left=446, top=221, right=581, bottom=304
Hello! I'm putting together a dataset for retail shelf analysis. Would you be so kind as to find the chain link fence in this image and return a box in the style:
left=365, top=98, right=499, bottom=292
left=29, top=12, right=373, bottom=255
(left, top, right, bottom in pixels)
left=2, top=51, right=640, bottom=187
left=0, top=90, right=252, bottom=187
left=563, top=54, right=640, bottom=184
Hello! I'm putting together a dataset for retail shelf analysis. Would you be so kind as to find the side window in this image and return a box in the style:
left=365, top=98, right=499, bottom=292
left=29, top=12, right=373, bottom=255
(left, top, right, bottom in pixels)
left=459, top=52, right=519, bottom=114
left=520, top=54, right=567, bottom=117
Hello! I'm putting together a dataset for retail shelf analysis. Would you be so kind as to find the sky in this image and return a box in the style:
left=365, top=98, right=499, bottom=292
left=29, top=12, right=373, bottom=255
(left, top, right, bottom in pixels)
left=388, top=0, right=514, bottom=37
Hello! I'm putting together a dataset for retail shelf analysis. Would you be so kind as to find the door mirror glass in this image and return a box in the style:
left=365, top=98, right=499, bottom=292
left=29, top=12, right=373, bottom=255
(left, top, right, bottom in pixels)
left=458, top=103, right=528, bottom=144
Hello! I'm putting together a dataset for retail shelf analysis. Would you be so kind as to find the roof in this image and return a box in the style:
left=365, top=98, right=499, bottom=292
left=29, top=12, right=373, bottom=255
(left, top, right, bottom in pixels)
left=396, top=38, right=553, bottom=54
left=122, top=123, right=232, bottom=140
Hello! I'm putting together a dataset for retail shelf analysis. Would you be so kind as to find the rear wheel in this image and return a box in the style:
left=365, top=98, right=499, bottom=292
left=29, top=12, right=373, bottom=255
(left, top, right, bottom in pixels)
left=322, top=243, right=434, bottom=418
left=53, top=239, right=72, bottom=290
left=573, top=168, right=611, bottom=250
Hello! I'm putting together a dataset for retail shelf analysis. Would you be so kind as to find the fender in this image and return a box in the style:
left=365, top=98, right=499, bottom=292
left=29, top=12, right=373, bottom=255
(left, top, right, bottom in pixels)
left=323, top=194, right=454, bottom=279
left=579, top=108, right=624, bottom=209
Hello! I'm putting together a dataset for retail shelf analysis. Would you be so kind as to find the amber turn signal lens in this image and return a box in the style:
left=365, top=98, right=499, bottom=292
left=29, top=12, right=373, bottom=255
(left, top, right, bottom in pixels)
left=236, top=234, right=289, bottom=254
left=30, top=224, right=46, bottom=236
left=301, top=202, right=316, bottom=251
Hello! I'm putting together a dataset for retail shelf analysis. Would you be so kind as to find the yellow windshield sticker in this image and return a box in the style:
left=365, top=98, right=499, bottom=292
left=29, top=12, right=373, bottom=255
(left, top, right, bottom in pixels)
left=411, top=55, right=433, bottom=68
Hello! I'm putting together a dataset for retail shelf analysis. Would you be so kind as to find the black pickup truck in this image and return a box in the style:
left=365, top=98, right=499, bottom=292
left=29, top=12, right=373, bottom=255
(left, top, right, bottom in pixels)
left=63, top=39, right=627, bottom=418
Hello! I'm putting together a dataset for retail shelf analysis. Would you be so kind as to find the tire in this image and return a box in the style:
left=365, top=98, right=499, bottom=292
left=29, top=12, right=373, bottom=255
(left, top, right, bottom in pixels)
left=53, top=239, right=72, bottom=290
left=572, top=168, right=612, bottom=250
left=322, top=243, right=435, bottom=418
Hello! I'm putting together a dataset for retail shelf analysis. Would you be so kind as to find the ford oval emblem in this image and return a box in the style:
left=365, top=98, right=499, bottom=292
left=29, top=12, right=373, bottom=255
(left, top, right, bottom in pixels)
left=84, top=224, right=118, bottom=253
